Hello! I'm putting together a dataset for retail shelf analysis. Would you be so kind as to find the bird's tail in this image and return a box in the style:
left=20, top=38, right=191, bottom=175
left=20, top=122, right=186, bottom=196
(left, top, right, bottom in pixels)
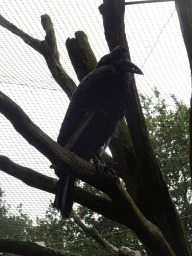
left=53, top=174, right=75, bottom=218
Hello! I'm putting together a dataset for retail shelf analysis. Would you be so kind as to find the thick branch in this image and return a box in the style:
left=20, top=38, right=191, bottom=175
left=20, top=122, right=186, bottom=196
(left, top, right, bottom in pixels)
left=0, top=155, right=57, bottom=194
left=40, top=14, right=76, bottom=98
left=0, top=239, right=65, bottom=256
left=0, top=155, right=122, bottom=224
left=66, top=31, right=97, bottom=82
left=175, top=0, right=192, bottom=70
left=2, top=155, right=171, bottom=255
left=0, top=14, right=76, bottom=98
left=0, top=91, right=106, bottom=190
left=0, top=91, right=176, bottom=255
left=99, top=1, right=191, bottom=255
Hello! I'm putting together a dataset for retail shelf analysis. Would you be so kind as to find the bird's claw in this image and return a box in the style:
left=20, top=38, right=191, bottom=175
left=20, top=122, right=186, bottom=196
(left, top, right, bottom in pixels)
left=95, top=160, right=119, bottom=177
left=103, top=165, right=119, bottom=177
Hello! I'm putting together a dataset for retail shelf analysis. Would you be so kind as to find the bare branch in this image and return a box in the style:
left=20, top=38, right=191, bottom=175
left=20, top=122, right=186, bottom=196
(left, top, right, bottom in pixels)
left=0, top=90, right=177, bottom=255
left=71, top=209, right=141, bottom=256
left=40, top=14, right=76, bottom=97
left=0, top=155, right=122, bottom=223
left=99, top=1, right=190, bottom=255
left=0, top=90, right=105, bottom=190
left=41, top=14, right=60, bottom=60
left=0, top=239, right=65, bottom=256
left=0, top=155, right=56, bottom=194
left=66, top=31, right=97, bottom=81
left=0, top=14, right=42, bottom=53
left=0, top=14, right=76, bottom=98
left=119, top=247, right=141, bottom=256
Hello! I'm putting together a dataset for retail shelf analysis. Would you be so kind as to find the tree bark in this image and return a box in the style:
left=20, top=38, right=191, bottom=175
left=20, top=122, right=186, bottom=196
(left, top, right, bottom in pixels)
left=64, top=26, right=142, bottom=207
left=99, top=0, right=192, bottom=255
left=66, top=31, right=97, bottom=82
left=0, top=91, right=176, bottom=256
left=0, top=239, right=65, bottom=256
left=0, top=14, right=76, bottom=98
left=0, top=1, right=191, bottom=255
left=174, top=0, right=192, bottom=186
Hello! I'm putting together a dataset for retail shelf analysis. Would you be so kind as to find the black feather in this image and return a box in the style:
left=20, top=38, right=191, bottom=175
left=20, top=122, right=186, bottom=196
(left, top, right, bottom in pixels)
left=54, top=46, right=143, bottom=218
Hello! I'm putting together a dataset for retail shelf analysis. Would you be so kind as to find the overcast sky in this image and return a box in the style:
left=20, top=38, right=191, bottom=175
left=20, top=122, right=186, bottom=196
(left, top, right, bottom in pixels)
left=0, top=0, right=191, bottom=222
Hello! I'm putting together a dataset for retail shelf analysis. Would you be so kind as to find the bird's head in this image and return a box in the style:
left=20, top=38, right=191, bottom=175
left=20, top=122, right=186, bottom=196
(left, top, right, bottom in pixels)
left=96, top=46, right=143, bottom=75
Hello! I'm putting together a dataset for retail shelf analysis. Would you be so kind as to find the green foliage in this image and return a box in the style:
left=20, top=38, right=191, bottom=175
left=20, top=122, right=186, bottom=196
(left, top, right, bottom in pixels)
left=0, top=188, right=33, bottom=256
left=25, top=203, right=143, bottom=255
left=140, top=89, right=192, bottom=243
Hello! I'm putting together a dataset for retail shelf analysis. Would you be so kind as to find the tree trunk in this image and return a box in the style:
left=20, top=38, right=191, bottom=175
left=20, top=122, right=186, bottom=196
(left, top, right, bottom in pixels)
left=98, top=0, right=192, bottom=255
left=175, top=0, right=192, bottom=187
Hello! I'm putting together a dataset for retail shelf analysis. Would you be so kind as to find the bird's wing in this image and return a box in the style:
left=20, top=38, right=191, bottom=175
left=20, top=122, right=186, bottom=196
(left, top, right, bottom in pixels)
left=57, top=65, right=118, bottom=147
left=64, top=108, right=97, bottom=150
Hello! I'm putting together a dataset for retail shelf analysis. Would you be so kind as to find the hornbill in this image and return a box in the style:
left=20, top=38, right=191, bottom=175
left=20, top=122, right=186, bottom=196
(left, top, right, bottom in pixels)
left=53, top=46, right=143, bottom=218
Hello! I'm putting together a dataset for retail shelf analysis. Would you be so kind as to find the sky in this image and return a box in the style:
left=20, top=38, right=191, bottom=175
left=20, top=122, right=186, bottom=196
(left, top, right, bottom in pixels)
left=0, top=0, right=191, bottom=222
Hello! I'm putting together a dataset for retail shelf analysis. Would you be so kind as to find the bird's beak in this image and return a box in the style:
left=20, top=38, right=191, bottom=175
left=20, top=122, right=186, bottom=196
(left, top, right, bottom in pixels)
left=117, top=59, right=143, bottom=75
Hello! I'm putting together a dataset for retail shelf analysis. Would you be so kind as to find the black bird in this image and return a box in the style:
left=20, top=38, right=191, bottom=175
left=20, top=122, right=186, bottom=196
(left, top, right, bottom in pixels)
left=54, top=46, right=143, bottom=218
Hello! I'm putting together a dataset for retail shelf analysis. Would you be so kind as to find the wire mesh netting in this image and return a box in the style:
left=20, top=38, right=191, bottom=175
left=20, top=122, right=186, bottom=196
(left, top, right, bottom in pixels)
left=0, top=0, right=191, bottom=253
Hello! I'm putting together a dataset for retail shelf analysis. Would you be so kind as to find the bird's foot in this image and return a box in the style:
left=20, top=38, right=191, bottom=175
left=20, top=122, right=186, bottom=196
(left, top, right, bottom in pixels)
left=92, top=155, right=119, bottom=177
left=102, top=164, right=119, bottom=177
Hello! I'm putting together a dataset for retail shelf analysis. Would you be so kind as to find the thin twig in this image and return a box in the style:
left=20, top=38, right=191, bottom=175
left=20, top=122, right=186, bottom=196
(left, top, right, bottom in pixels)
left=125, top=0, right=173, bottom=5
left=71, top=209, right=141, bottom=256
